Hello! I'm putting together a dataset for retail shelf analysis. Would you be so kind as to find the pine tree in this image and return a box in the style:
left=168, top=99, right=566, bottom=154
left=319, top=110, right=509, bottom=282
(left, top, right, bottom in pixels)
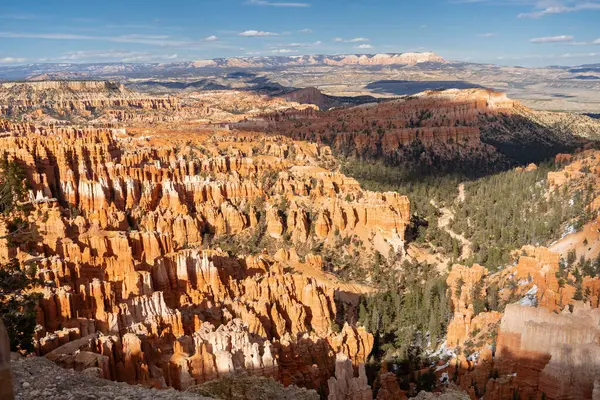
left=567, top=249, right=577, bottom=267
left=471, top=279, right=486, bottom=315
left=0, top=159, right=27, bottom=214
left=574, top=283, right=584, bottom=301
left=593, top=254, right=600, bottom=278
left=0, top=259, right=41, bottom=353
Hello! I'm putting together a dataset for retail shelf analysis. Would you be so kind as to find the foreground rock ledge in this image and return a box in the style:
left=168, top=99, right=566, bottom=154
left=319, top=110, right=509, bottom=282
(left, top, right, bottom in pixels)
left=11, top=354, right=321, bottom=400
left=12, top=356, right=211, bottom=400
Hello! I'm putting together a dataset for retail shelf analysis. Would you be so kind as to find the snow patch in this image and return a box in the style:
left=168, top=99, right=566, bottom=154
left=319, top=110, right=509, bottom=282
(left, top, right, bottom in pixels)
left=519, top=285, right=538, bottom=307
left=426, top=341, right=456, bottom=359
left=561, top=224, right=576, bottom=238
left=467, top=351, right=480, bottom=363
left=435, top=362, right=450, bottom=372
left=440, top=372, right=449, bottom=383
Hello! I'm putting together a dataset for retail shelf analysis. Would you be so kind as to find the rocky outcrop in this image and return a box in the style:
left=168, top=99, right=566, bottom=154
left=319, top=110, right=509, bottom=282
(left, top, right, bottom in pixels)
left=187, top=375, right=320, bottom=399
left=327, top=353, right=372, bottom=400
left=376, top=372, right=405, bottom=400
left=446, top=263, right=503, bottom=347
left=413, top=389, right=470, bottom=400
left=495, top=303, right=600, bottom=400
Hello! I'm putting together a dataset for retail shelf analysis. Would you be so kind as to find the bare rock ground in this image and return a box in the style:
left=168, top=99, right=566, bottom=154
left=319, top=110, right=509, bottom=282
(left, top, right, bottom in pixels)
left=11, top=355, right=212, bottom=400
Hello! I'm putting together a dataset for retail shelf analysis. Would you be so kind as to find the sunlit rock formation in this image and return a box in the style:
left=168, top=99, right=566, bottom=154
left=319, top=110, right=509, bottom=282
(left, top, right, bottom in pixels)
left=0, top=117, right=408, bottom=394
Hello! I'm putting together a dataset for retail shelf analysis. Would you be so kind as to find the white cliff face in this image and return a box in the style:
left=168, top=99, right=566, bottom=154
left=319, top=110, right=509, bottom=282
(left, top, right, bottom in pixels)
left=191, top=52, right=446, bottom=68
left=497, top=303, right=600, bottom=400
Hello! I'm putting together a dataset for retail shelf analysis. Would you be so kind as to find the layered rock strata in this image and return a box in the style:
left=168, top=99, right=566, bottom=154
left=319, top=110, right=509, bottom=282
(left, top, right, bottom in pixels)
left=0, top=81, right=179, bottom=123
left=244, top=89, right=597, bottom=168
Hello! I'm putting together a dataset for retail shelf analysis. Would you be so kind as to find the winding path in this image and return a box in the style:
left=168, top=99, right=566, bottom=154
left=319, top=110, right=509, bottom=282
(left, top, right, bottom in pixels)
left=430, top=183, right=473, bottom=260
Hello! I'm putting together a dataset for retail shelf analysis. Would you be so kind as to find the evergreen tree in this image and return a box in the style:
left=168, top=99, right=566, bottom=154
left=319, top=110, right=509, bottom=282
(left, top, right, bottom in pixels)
left=594, top=254, right=600, bottom=278
left=567, top=249, right=577, bottom=267
left=0, top=259, right=41, bottom=353
left=574, top=282, right=584, bottom=301
left=471, top=279, right=486, bottom=315
left=486, top=283, right=500, bottom=312
left=0, top=159, right=27, bottom=215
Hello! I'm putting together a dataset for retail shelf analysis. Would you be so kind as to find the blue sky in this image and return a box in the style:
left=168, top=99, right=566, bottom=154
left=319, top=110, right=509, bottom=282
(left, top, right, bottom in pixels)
left=0, top=0, right=599, bottom=67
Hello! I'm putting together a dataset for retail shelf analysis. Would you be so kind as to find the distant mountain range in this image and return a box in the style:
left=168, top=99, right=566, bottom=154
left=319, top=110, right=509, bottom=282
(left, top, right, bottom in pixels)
left=190, top=52, right=446, bottom=68
left=0, top=52, right=446, bottom=80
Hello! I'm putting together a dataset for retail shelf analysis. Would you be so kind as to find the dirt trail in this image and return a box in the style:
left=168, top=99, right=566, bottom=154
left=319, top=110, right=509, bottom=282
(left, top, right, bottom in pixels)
left=430, top=183, right=473, bottom=260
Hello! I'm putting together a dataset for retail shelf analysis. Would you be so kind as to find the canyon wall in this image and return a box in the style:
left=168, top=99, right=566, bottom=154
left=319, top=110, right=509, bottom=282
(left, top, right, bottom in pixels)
left=246, top=88, right=596, bottom=171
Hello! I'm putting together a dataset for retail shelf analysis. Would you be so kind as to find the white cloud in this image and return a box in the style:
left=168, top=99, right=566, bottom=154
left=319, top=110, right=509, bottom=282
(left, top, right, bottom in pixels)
left=530, top=35, right=574, bottom=43
left=0, top=57, right=26, bottom=63
left=205, top=35, right=218, bottom=41
left=355, top=44, right=374, bottom=49
left=298, top=28, right=312, bottom=33
left=239, top=30, right=279, bottom=37
left=272, top=48, right=296, bottom=53
left=518, top=2, right=600, bottom=18
left=594, top=38, right=600, bottom=44
left=245, top=0, right=310, bottom=7
left=479, top=33, right=497, bottom=37
left=334, top=37, right=370, bottom=43
left=119, top=34, right=170, bottom=40
left=348, top=37, right=369, bottom=42
left=287, top=41, right=322, bottom=47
